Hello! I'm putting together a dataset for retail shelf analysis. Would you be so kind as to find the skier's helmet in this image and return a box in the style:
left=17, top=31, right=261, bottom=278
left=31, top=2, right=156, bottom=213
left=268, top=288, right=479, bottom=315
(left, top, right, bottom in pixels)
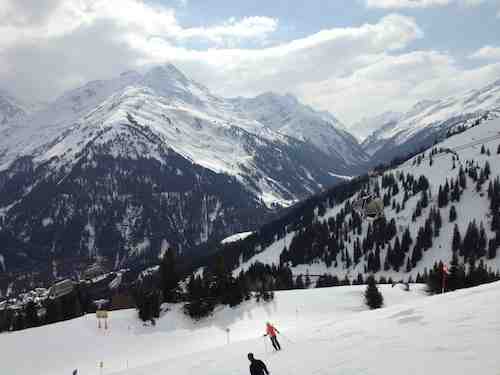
left=248, top=353, right=254, bottom=361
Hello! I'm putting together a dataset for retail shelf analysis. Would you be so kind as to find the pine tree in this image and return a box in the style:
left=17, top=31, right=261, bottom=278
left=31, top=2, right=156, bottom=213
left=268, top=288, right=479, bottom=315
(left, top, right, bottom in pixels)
left=433, top=208, right=442, bottom=237
left=392, top=237, right=403, bottom=271
left=406, top=257, right=412, bottom=272
left=384, top=243, right=392, bottom=271
left=438, top=185, right=445, bottom=208
left=411, top=244, right=422, bottom=267
left=421, top=189, right=429, bottom=208
left=488, top=238, right=497, bottom=259
left=353, top=237, right=361, bottom=265
left=401, top=227, right=413, bottom=253
left=365, top=276, right=383, bottom=309
left=449, top=205, right=457, bottom=222
left=160, top=248, right=180, bottom=302
left=462, top=221, right=479, bottom=260
left=374, top=246, right=381, bottom=272
left=459, top=167, right=467, bottom=189
left=484, top=161, right=491, bottom=179
left=447, top=253, right=466, bottom=291
left=452, top=224, right=461, bottom=253
left=478, top=222, right=487, bottom=257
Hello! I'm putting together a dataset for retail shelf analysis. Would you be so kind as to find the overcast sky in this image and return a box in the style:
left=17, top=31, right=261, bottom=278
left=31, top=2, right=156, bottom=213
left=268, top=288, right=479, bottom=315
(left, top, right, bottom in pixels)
left=1, top=0, right=500, bottom=125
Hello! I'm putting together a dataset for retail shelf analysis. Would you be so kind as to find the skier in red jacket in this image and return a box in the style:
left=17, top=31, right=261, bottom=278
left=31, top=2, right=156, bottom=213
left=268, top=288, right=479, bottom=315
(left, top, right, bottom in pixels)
left=264, top=322, right=281, bottom=351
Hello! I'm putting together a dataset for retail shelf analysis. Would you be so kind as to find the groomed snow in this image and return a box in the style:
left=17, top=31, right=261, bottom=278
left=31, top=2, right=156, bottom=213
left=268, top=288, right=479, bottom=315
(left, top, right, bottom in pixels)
left=4, top=282, right=500, bottom=374
left=119, top=281, right=500, bottom=375
left=0, top=284, right=428, bottom=375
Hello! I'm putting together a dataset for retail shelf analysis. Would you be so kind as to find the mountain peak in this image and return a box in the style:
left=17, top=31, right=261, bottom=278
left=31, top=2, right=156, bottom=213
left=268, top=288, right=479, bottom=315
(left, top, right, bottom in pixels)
left=119, top=70, right=141, bottom=79
left=144, top=63, right=190, bottom=87
left=256, top=92, right=300, bottom=107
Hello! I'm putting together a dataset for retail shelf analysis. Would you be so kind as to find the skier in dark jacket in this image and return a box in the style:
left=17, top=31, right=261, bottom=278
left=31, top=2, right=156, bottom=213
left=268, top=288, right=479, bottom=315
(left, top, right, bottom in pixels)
left=248, top=353, right=269, bottom=375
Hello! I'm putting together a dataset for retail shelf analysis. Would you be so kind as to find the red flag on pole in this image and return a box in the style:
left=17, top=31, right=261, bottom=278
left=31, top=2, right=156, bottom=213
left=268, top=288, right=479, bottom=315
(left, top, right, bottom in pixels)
left=443, top=264, right=449, bottom=275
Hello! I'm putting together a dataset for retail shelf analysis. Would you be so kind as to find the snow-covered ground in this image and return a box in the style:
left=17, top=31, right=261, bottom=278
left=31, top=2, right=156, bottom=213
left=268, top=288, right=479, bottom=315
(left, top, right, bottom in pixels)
left=0, top=284, right=429, bottom=375
left=221, top=231, right=254, bottom=244
left=121, top=281, right=499, bottom=375
left=3, top=282, right=500, bottom=375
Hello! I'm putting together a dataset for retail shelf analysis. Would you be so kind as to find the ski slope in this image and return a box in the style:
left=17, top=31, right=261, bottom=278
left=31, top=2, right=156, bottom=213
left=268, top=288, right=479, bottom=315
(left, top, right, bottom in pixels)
left=118, top=281, right=500, bottom=375
left=0, top=284, right=427, bottom=375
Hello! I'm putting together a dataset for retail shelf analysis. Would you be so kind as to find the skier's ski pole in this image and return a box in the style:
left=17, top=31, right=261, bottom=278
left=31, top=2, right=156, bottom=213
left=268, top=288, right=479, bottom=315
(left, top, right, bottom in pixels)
left=263, top=335, right=268, bottom=353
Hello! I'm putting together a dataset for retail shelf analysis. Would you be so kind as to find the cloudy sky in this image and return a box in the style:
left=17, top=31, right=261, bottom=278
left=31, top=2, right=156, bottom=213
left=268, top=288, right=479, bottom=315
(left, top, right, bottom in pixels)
left=1, top=0, right=500, bottom=125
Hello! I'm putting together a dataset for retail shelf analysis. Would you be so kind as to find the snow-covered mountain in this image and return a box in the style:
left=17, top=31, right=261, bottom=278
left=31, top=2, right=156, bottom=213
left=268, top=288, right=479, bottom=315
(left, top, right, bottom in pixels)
left=231, top=93, right=368, bottom=165
left=350, top=111, right=403, bottom=142
left=0, top=64, right=365, bottom=281
left=362, top=79, right=500, bottom=163
left=0, top=90, right=29, bottom=125
left=215, top=116, right=500, bottom=283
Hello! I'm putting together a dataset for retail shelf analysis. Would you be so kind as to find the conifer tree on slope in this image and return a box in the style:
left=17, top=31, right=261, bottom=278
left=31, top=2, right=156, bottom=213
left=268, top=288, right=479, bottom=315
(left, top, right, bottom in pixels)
left=365, top=275, right=383, bottom=309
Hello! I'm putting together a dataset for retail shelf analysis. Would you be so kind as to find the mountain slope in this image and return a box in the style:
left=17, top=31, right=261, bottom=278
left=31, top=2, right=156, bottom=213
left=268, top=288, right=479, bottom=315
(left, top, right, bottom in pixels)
left=215, top=116, right=500, bottom=281
left=231, top=92, right=369, bottom=165
left=0, top=64, right=365, bottom=282
left=349, top=111, right=403, bottom=142
left=362, top=79, right=500, bottom=163
left=0, top=90, right=29, bottom=125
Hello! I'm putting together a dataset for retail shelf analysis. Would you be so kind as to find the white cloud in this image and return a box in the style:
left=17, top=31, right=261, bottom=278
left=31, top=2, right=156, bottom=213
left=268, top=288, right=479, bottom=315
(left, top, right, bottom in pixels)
left=365, top=0, right=485, bottom=8
left=177, top=16, right=278, bottom=45
left=1, top=0, right=499, bottom=125
left=0, top=0, right=278, bottom=48
left=298, top=50, right=500, bottom=123
left=128, top=13, right=424, bottom=97
left=470, top=45, right=500, bottom=60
